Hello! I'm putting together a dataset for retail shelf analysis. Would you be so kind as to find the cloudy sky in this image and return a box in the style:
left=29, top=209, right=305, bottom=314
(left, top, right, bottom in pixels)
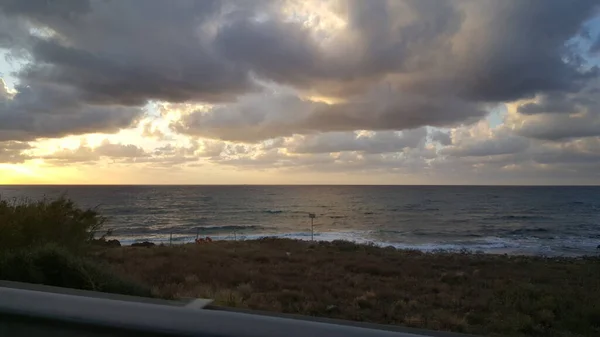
left=1, top=0, right=600, bottom=184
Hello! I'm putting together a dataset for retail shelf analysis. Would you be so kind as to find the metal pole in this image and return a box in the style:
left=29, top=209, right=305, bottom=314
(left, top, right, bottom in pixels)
left=170, top=232, right=173, bottom=246
left=308, top=213, right=316, bottom=241
left=196, top=228, right=199, bottom=240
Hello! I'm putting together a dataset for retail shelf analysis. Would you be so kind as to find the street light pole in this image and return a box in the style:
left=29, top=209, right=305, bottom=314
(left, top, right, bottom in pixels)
left=309, top=213, right=316, bottom=241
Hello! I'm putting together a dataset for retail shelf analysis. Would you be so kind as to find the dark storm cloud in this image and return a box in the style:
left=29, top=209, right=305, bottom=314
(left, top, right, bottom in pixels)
left=591, top=35, right=600, bottom=54
left=0, top=81, right=142, bottom=142
left=449, top=0, right=599, bottom=102
left=0, top=0, right=91, bottom=18
left=0, top=11, right=29, bottom=50
left=515, top=80, right=600, bottom=140
left=213, top=0, right=599, bottom=101
left=517, top=115, right=600, bottom=141
left=1, top=0, right=599, bottom=144
left=212, top=0, right=462, bottom=95
left=173, top=90, right=486, bottom=142
left=174, top=0, right=600, bottom=141
left=517, top=94, right=580, bottom=115
left=213, top=7, right=326, bottom=89
left=300, top=92, right=486, bottom=133
left=0, top=0, right=253, bottom=142
left=2, top=0, right=254, bottom=106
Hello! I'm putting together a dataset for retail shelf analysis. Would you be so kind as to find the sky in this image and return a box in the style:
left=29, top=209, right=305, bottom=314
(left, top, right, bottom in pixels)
left=1, top=0, right=600, bottom=185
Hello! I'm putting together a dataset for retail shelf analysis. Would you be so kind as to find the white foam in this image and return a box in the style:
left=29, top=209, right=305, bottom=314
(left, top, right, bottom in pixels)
left=115, top=230, right=600, bottom=256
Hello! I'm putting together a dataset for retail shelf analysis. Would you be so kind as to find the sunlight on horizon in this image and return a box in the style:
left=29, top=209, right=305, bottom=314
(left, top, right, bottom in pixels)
left=0, top=165, right=45, bottom=184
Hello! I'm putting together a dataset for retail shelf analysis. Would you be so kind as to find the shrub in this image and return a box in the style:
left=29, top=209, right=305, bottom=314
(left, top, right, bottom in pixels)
left=0, top=195, right=105, bottom=252
left=0, top=244, right=151, bottom=297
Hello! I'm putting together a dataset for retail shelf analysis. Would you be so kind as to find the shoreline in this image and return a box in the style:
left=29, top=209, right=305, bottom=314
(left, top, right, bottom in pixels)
left=109, top=231, right=600, bottom=257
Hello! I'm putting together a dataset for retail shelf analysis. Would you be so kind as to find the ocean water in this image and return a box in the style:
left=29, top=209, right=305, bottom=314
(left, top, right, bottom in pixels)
left=1, top=185, right=599, bottom=256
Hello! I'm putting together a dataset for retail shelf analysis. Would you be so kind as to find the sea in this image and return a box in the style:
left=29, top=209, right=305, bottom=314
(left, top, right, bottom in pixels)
left=1, top=185, right=599, bottom=256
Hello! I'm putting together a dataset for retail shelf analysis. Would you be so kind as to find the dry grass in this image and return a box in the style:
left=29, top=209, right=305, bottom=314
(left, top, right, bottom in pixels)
left=94, top=238, right=600, bottom=337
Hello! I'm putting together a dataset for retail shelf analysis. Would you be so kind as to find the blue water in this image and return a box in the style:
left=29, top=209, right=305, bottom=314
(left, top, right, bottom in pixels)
left=1, top=185, right=599, bottom=256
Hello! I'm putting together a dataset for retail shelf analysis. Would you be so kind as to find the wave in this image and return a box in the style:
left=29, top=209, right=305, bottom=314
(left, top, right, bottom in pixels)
left=464, top=233, right=484, bottom=237
left=508, top=227, right=550, bottom=235
left=486, top=214, right=550, bottom=221
left=448, top=218, right=470, bottom=224
left=575, top=222, right=598, bottom=229
left=197, top=225, right=264, bottom=232
left=263, top=210, right=284, bottom=214
left=402, top=204, right=440, bottom=212
left=375, top=229, right=409, bottom=235
left=387, top=240, right=515, bottom=252
left=408, top=231, right=484, bottom=238
left=260, top=232, right=516, bottom=252
left=114, top=230, right=600, bottom=256
left=261, top=233, right=519, bottom=252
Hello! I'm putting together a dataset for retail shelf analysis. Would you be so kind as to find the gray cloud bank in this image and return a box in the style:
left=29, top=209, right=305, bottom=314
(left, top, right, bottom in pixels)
left=1, top=0, right=600, bottom=182
left=1, top=0, right=598, bottom=140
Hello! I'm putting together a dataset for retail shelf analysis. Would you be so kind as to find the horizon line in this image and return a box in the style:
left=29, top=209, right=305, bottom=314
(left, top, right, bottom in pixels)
left=2, top=184, right=600, bottom=187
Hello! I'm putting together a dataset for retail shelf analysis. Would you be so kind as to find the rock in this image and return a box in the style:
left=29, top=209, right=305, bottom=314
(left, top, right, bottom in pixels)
left=131, top=241, right=155, bottom=248
left=106, top=239, right=121, bottom=247
left=91, top=238, right=121, bottom=247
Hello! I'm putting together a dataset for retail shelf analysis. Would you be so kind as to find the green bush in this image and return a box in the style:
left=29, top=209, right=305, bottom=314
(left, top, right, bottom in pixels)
left=0, top=196, right=153, bottom=297
left=0, top=244, right=151, bottom=297
left=0, top=196, right=105, bottom=252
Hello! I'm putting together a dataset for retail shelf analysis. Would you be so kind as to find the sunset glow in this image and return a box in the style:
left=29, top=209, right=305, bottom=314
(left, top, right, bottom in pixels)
left=1, top=1, right=600, bottom=185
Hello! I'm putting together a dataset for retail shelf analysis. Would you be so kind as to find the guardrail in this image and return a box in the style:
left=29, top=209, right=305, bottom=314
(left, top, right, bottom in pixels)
left=0, top=282, right=456, bottom=337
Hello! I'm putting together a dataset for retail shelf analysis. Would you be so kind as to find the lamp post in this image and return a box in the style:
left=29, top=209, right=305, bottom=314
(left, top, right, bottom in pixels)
left=309, top=213, right=316, bottom=241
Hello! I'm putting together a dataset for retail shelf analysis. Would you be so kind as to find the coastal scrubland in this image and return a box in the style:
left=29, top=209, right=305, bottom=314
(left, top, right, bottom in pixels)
left=1, top=196, right=599, bottom=337
left=0, top=196, right=150, bottom=295
left=95, top=239, right=600, bottom=337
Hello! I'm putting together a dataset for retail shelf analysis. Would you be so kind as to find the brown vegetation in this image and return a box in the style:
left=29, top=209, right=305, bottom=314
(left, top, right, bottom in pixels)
left=94, top=238, right=600, bottom=337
